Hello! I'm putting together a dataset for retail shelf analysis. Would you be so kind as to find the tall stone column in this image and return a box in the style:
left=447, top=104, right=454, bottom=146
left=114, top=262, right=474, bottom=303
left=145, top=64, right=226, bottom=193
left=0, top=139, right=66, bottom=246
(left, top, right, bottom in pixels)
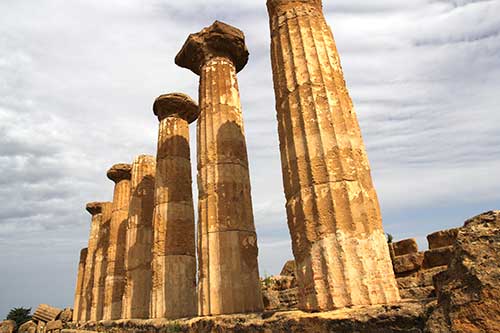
left=103, top=164, right=132, bottom=320
left=72, top=248, right=88, bottom=322
left=150, top=93, right=198, bottom=319
left=80, top=202, right=104, bottom=321
left=121, top=155, right=156, bottom=319
left=176, top=21, right=263, bottom=316
left=266, top=0, right=400, bottom=311
left=90, top=202, right=112, bottom=321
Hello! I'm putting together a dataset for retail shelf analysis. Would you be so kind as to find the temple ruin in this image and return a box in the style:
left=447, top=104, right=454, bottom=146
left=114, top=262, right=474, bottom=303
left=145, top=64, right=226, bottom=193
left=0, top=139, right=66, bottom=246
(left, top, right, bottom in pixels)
left=58, top=2, right=499, bottom=332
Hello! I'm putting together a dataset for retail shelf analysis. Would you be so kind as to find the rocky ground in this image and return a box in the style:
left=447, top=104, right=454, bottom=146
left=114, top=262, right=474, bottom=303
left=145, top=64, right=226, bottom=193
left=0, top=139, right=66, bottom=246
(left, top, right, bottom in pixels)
left=64, top=299, right=431, bottom=333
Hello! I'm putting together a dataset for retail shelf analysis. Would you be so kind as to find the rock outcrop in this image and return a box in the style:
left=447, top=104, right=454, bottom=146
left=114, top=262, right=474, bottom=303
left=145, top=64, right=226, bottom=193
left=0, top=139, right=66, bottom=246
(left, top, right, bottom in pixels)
left=426, top=211, right=500, bottom=333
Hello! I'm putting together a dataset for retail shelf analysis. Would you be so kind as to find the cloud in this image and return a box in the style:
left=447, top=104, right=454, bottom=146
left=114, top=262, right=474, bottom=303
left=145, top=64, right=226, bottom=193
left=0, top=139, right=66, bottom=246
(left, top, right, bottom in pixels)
left=0, top=0, right=499, bottom=317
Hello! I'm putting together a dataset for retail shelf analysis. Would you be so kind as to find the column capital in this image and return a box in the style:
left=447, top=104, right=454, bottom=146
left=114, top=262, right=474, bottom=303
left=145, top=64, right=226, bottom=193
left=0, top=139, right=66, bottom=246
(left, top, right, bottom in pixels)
left=267, top=0, right=322, bottom=16
left=267, top=0, right=322, bottom=9
left=153, top=93, right=199, bottom=123
left=107, top=163, right=132, bottom=183
left=175, top=21, right=249, bottom=75
left=86, top=202, right=104, bottom=215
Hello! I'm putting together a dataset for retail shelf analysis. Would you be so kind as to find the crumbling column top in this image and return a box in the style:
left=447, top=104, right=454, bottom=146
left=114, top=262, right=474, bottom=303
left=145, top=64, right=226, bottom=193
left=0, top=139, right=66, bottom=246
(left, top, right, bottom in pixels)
left=267, top=0, right=322, bottom=11
left=86, top=202, right=106, bottom=215
left=175, top=20, right=249, bottom=75
left=80, top=248, right=88, bottom=262
left=107, top=163, right=132, bottom=183
left=153, top=93, right=199, bottom=123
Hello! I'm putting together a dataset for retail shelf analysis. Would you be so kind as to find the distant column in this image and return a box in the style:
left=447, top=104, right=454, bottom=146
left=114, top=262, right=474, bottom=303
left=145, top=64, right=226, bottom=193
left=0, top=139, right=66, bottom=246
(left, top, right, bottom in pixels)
left=150, top=93, right=198, bottom=319
left=72, top=248, right=88, bottom=322
left=266, top=0, right=400, bottom=311
left=176, top=21, right=263, bottom=315
left=80, top=202, right=104, bottom=321
left=122, top=155, right=156, bottom=319
left=103, top=164, right=132, bottom=320
left=90, top=202, right=112, bottom=321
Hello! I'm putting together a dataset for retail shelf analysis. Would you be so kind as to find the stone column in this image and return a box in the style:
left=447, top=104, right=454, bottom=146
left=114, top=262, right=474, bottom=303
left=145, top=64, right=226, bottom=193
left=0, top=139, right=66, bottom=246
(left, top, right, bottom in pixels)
left=103, top=164, right=132, bottom=320
left=80, top=202, right=104, bottom=321
left=72, top=248, right=88, bottom=322
left=90, top=202, right=112, bottom=321
left=176, top=21, right=263, bottom=316
left=121, top=155, right=156, bottom=319
left=266, top=0, right=400, bottom=311
left=150, top=93, right=198, bottom=319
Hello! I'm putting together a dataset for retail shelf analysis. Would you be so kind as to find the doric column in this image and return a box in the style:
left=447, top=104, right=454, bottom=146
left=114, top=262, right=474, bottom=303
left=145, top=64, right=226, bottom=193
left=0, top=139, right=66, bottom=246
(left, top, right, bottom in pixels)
left=176, top=21, right=263, bottom=316
left=80, top=202, right=104, bottom=321
left=122, top=155, right=156, bottom=319
left=103, top=164, right=132, bottom=320
left=150, top=93, right=198, bottom=319
left=72, top=248, right=88, bottom=322
left=90, top=202, right=112, bottom=321
left=266, top=0, right=400, bottom=311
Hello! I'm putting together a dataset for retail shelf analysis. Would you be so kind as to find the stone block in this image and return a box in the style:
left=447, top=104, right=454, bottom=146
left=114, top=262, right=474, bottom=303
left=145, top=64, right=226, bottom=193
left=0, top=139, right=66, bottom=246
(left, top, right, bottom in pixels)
left=397, top=266, right=447, bottom=289
left=423, top=246, right=453, bottom=269
left=18, top=321, right=36, bottom=333
left=45, top=320, right=62, bottom=332
left=392, top=238, right=418, bottom=256
left=399, top=286, right=435, bottom=299
left=427, top=228, right=459, bottom=249
left=393, top=252, right=424, bottom=274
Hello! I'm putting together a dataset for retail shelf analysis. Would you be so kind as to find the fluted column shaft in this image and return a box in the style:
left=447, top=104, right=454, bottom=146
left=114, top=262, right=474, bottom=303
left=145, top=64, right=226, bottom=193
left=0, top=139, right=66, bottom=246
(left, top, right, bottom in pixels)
left=151, top=94, right=198, bottom=319
left=73, top=248, right=88, bottom=322
left=197, top=57, right=262, bottom=315
left=81, top=205, right=102, bottom=321
left=267, top=0, right=400, bottom=311
left=90, top=203, right=112, bottom=321
left=122, top=155, right=156, bottom=319
left=104, top=165, right=132, bottom=320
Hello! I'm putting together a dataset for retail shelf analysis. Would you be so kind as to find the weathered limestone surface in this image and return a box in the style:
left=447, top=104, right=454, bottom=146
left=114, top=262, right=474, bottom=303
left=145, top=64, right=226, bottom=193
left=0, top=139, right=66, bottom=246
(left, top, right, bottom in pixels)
left=150, top=93, right=199, bottom=319
left=176, top=21, right=263, bottom=316
left=426, top=211, right=500, bottom=333
left=122, top=155, right=156, bottom=319
left=266, top=0, right=400, bottom=311
left=65, top=300, right=430, bottom=333
left=90, top=203, right=112, bottom=321
left=73, top=248, right=88, bottom=322
left=104, top=164, right=132, bottom=320
left=81, top=203, right=104, bottom=321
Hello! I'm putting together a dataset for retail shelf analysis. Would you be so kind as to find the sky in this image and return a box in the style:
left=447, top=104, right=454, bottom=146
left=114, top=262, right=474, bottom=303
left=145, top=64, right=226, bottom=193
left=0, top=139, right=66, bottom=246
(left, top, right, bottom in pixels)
left=1, top=0, right=499, bottom=318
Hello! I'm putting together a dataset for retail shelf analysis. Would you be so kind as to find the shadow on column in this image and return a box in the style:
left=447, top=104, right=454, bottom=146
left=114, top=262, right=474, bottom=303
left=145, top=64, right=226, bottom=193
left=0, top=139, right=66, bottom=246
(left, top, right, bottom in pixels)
left=128, top=174, right=155, bottom=318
